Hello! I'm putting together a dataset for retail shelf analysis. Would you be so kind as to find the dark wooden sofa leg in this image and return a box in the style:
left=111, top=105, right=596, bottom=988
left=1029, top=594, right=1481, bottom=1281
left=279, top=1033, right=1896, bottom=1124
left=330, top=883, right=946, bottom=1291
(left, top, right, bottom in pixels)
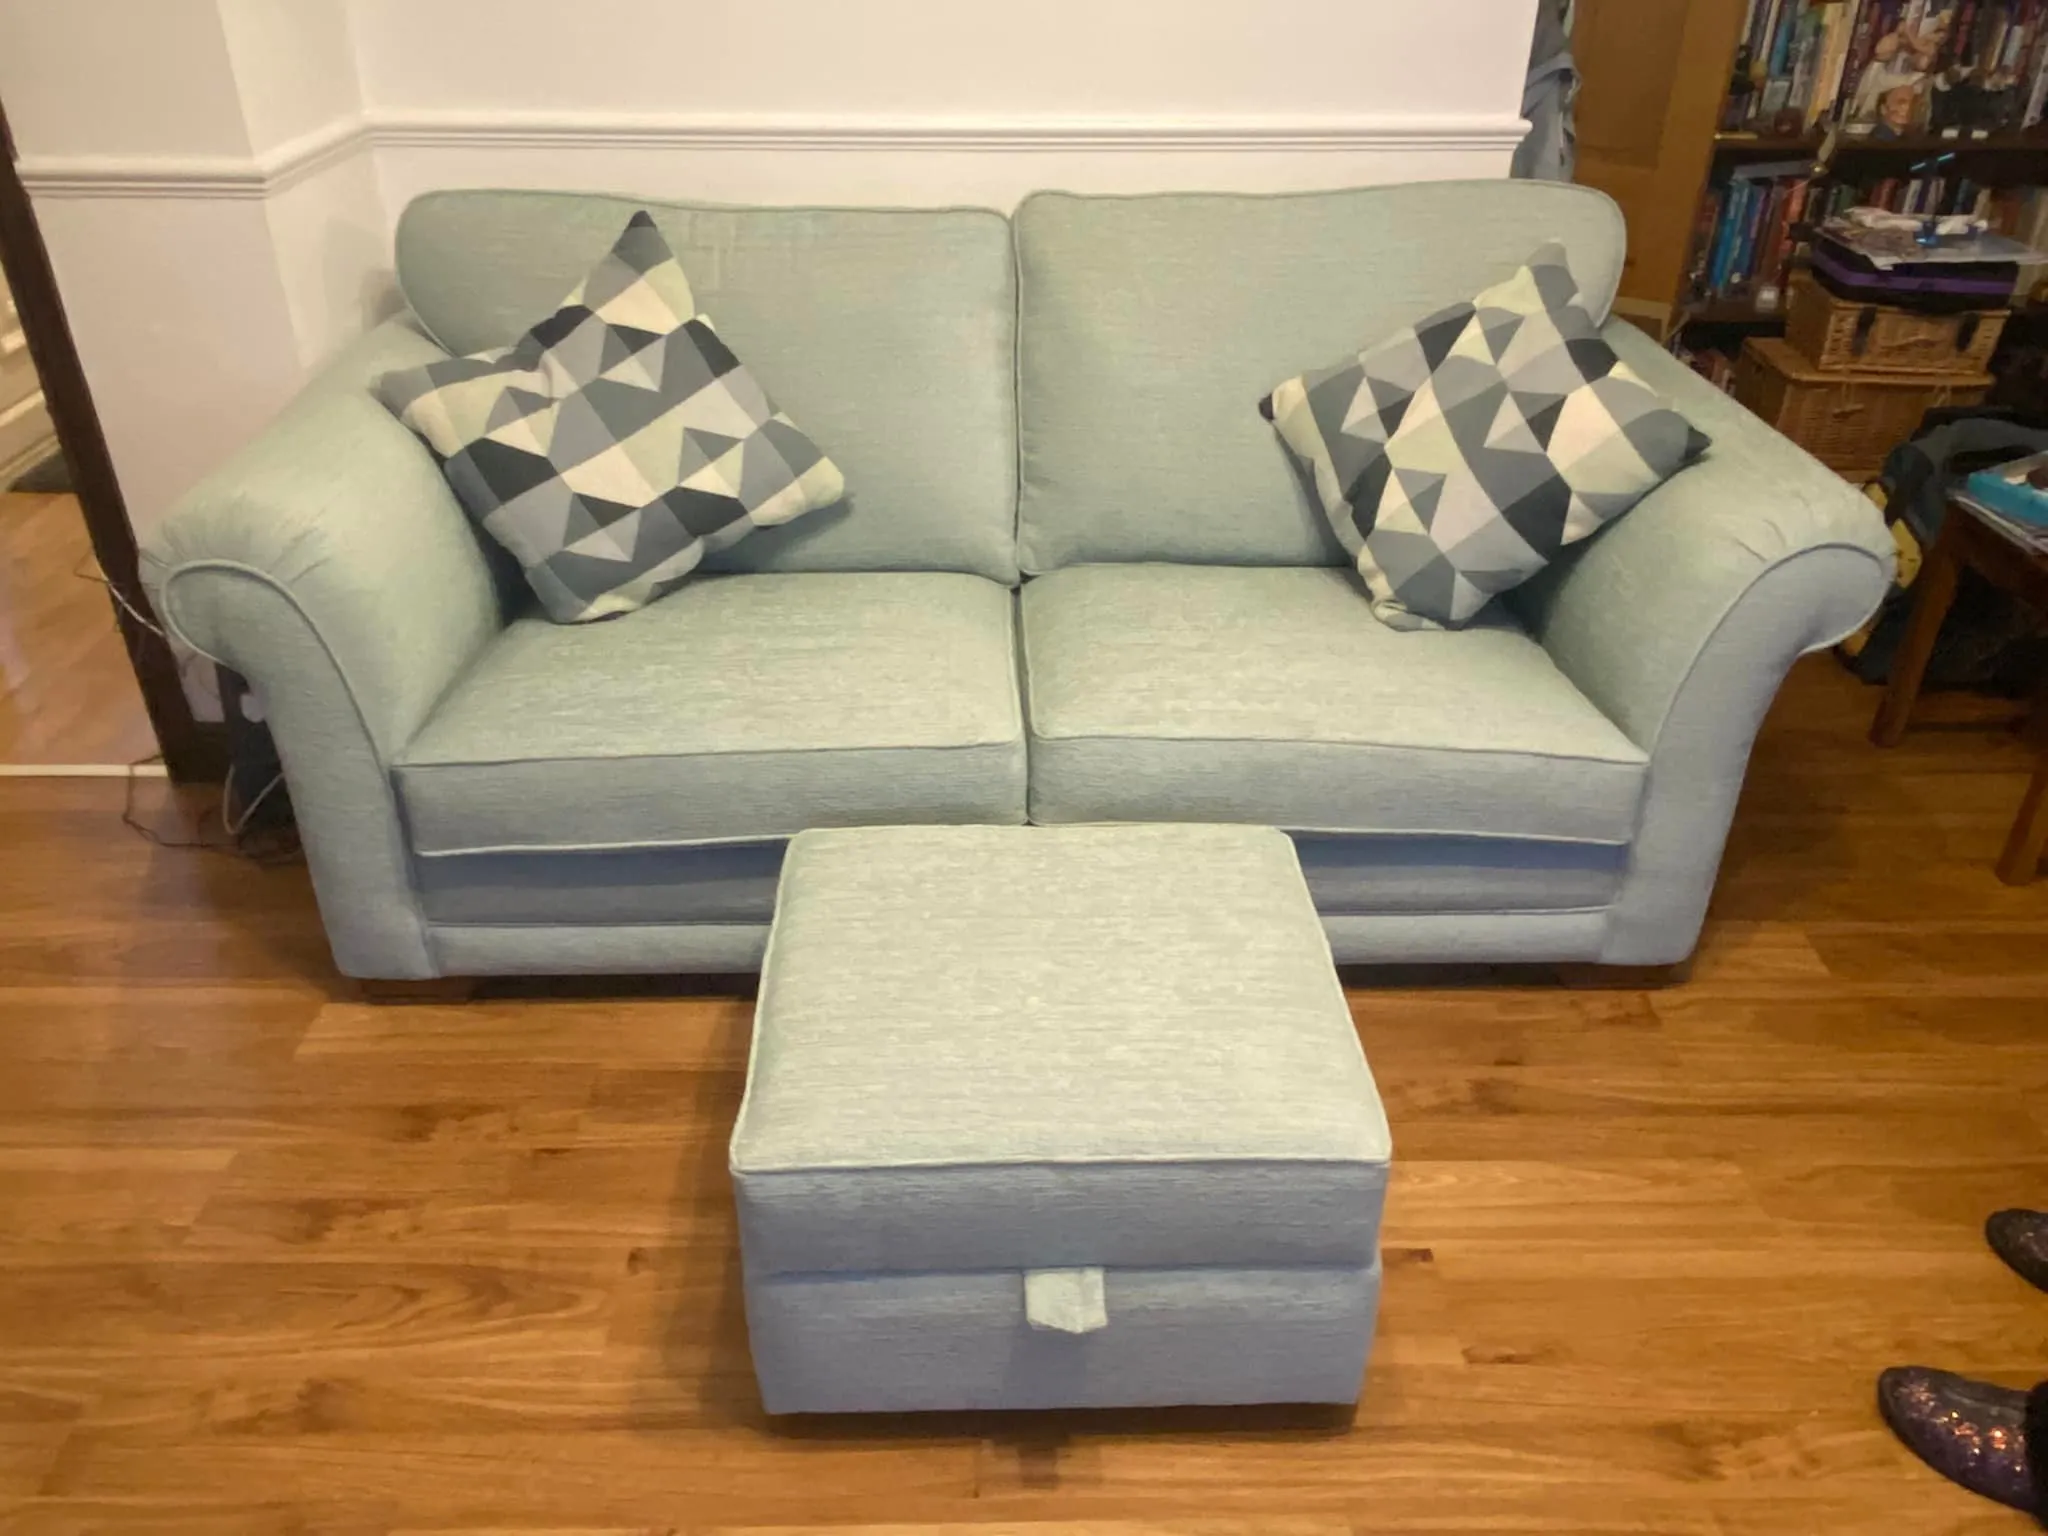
left=355, top=977, right=478, bottom=1004
left=1553, top=958, right=1695, bottom=990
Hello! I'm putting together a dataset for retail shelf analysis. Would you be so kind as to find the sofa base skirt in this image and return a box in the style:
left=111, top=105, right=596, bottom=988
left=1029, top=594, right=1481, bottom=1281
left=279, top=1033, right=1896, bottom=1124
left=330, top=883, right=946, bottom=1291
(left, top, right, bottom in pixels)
left=428, top=921, right=770, bottom=975
left=415, top=910, right=1617, bottom=977
left=742, top=1263, right=1379, bottom=1415
left=392, top=830, right=1639, bottom=977
left=1320, top=909, right=1610, bottom=965
left=411, top=832, right=1627, bottom=930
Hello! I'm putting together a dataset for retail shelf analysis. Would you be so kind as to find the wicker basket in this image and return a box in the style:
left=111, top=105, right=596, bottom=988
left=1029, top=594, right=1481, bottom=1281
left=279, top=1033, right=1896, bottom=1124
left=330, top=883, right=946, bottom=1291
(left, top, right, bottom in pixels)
left=1784, top=275, right=2007, bottom=374
left=1734, top=336, right=1990, bottom=480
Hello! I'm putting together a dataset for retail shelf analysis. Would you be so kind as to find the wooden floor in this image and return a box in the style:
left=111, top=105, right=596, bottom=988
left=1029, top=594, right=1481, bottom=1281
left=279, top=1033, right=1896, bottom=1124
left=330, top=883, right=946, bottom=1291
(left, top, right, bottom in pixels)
left=0, top=491, right=157, bottom=767
left=1, top=657, right=2046, bottom=1534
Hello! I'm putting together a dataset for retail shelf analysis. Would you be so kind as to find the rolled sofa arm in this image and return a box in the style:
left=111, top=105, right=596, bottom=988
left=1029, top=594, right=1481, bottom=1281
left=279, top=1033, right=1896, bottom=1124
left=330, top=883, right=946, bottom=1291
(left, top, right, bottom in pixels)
left=1511, top=320, right=1895, bottom=965
left=141, top=317, right=507, bottom=979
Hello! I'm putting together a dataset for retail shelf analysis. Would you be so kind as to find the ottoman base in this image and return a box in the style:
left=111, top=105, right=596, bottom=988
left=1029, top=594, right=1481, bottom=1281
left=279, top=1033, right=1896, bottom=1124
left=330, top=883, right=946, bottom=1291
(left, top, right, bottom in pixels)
left=745, top=1263, right=1380, bottom=1414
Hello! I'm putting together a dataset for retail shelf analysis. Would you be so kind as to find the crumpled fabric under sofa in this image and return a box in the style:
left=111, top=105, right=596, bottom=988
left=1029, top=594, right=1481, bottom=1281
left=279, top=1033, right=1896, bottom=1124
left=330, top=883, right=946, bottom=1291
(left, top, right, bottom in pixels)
left=141, top=180, right=1894, bottom=982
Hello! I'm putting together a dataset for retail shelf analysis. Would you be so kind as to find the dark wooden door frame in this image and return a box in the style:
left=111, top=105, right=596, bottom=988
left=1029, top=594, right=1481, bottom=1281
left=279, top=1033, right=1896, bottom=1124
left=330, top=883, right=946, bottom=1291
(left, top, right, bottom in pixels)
left=0, top=98, right=227, bottom=782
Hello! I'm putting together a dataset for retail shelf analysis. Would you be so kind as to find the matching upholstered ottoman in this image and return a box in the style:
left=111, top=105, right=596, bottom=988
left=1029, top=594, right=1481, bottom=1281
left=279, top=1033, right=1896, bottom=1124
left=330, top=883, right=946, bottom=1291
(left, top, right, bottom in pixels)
left=728, top=823, right=1392, bottom=1414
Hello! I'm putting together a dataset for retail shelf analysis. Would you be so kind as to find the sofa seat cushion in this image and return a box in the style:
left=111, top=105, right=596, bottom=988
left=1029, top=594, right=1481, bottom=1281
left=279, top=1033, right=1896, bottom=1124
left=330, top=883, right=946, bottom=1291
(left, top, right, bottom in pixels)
left=732, top=824, right=1390, bottom=1277
left=395, top=571, right=1025, bottom=855
left=1020, top=564, right=1649, bottom=845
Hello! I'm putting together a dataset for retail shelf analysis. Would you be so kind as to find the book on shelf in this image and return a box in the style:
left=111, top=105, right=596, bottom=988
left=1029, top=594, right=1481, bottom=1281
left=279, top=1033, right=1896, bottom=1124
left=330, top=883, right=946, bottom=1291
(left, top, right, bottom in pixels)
left=1673, top=340, right=1742, bottom=393
left=1816, top=170, right=2008, bottom=217
left=1986, top=181, right=2048, bottom=244
left=1730, top=0, right=2048, bottom=135
left=1960, top=455, right=2048, bottom=548
left=1688, top=159, right=1817, bottom=305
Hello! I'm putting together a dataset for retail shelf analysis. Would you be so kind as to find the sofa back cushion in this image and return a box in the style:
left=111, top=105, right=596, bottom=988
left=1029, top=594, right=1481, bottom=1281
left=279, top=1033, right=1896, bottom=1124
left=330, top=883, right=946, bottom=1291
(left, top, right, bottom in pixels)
left=1013, top=182, right=1626, bottom=573
left=396, top=191, right=1019, bottom=584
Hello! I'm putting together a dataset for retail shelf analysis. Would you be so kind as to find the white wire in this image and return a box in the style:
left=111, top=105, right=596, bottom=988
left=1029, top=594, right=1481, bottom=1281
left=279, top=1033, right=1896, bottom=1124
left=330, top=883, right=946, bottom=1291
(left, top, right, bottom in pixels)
left=91, top=566, right=171, bottom=642
left=222, top=766, right=286, bottom=838
left=75, top=560, right=214, bottom=691
left=68, top=562, right=294, bottom=857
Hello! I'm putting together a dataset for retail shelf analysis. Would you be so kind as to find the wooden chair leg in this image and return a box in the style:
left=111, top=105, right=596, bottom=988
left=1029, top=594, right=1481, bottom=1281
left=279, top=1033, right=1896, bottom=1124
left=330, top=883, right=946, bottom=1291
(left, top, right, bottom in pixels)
left=1871, top=518, right=1962, bottom=748
left=1996, top=751, right=2048, bottom=886
left=354, top=977, right=478, bottom=1004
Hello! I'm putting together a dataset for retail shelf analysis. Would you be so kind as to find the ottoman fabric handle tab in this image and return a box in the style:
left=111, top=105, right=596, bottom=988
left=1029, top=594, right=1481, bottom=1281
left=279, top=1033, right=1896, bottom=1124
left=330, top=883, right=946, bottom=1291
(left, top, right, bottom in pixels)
left=1023, top=1267, right=1108, bottom=1334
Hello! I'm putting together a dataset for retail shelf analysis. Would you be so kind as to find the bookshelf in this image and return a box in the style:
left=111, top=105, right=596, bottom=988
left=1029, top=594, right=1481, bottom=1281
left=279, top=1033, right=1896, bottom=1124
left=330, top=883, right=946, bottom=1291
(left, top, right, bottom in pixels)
left=1575, top=0, right=2048, bottom=344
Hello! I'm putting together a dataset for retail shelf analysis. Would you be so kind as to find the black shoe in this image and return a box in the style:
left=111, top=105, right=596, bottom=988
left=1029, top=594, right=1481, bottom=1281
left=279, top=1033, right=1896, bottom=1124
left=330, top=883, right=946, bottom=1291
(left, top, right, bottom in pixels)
left=1988, top=1210, right=2048, bottom=1293
left=1876, top=1367, right=2047, bottom=1522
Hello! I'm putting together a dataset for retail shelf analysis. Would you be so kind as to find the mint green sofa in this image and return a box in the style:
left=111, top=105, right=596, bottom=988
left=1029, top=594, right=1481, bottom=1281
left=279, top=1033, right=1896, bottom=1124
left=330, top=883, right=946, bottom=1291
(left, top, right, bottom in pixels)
left=141, top=181, right=1892, bottom=982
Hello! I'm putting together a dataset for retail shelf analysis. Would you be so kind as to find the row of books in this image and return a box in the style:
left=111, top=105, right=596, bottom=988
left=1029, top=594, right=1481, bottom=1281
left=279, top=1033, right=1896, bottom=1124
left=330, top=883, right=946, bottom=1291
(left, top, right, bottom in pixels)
left=1807, top=172, right=2005, bottom=215
left=1688, top=170, right=2048, bottom=305
left=1728, top=0, right=2048, bottom=138
left=1689, top=164, right=1814, bottom=306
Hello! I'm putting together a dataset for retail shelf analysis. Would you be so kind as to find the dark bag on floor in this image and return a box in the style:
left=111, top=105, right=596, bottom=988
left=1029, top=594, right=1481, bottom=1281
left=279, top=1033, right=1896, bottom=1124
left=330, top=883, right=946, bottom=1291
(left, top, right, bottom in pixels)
left=1841, top=410, right=2048, bottom=694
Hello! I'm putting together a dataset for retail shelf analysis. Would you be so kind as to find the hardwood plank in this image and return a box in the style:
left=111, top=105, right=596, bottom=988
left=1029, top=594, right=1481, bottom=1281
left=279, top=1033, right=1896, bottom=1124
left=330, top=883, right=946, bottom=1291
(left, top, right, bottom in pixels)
left=0, top=491, right=158, bottom=767
left=0, top=655, right=2042, bottom=1533
left=298, top=1000, right=753, bottom=1066
left=689, top=1525, right=1352, bottom=1536
left=35, top=1431, right=978, bottom=1526
left=0, top=1501, right=393, bottom=1534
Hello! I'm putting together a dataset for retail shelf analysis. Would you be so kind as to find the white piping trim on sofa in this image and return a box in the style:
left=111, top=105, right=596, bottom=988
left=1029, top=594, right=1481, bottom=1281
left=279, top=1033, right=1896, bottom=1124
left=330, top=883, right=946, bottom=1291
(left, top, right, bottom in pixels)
left=15, top=110, right=1532, bottom=199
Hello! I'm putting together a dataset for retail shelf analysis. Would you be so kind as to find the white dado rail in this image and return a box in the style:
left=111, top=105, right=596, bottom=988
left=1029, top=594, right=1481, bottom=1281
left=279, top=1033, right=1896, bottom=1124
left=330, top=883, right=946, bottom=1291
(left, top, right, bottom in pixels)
left=13, top=109, right=1532, bottom=204
left=13, top=117, right=367, bottom=200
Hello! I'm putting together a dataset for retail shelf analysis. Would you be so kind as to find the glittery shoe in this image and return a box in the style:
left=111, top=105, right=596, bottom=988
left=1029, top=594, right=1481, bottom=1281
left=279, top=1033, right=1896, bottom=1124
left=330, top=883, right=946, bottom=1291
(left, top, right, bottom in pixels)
left=1876, top=1367, right=2047, bottom=1521
left=1988, top=1209, right=2048, bottom=1293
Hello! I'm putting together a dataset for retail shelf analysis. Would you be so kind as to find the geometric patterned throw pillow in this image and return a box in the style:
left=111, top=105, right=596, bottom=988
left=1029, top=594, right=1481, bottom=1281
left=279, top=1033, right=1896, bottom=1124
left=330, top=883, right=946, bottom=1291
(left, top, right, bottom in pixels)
left=377, top=210, right=846, bottom=623
left=1261, top=241, right=1709, bottom=630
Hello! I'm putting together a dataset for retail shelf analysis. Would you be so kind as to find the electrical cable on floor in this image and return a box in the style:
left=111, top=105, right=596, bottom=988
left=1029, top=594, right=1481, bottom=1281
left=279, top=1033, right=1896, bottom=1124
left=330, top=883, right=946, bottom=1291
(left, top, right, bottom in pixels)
left=73, top=560, right=302, bottom=866
left=222, top=766, right=285, bottom=838
left=118, top=751, right=223, bottom=853
left=117, top=753, right=299, bottom=866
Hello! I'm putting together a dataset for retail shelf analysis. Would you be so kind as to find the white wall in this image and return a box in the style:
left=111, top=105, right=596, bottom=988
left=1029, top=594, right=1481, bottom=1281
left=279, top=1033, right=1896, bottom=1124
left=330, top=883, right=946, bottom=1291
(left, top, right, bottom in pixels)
left=216, top=0, right=363, bottom=156
left=352, top=0, right=1527, bottom=121
left=0, top=0, right=250, bottom=161
left=0, top=0, right=390, bottom=721
left=0, top=1, right=305, bottom=544
left=355, top=0, right=1535, bottom=210
left=26, top=195, right=304, bottom=541
left=216, top=0, right=395, bottom=370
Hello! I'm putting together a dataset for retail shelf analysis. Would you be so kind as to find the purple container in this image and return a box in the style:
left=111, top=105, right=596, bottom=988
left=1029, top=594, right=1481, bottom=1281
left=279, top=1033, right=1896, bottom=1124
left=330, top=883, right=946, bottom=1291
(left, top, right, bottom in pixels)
left=1811, top=234, right=2018, bottom=313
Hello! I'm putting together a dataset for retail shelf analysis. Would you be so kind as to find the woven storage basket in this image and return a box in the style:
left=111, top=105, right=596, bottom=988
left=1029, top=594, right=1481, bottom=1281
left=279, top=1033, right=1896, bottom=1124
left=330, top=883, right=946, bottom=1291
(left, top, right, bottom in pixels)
left=1784, top=276, right=2007, bottom=374
left=1734, top=336, right=1990, bottom=481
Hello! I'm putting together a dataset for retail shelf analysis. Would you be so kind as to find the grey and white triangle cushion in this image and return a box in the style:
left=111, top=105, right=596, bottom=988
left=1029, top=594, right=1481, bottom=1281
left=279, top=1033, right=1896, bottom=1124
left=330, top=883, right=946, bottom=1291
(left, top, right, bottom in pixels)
left=1262, top=242, right=1708, bottom=630
left=378, top=210, right=846, bottom=623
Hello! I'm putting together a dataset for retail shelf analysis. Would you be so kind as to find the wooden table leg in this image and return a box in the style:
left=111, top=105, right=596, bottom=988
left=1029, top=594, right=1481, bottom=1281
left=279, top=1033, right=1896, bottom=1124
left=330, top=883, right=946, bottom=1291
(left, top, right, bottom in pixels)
left=1872, top=516, right=1962, bottom=747
left=1997, top=741, right=2048, bottom=886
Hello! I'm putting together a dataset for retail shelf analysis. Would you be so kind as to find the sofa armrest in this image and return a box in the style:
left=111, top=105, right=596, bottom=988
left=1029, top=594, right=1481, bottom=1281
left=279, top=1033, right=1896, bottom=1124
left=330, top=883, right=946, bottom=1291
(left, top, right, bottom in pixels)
left=1510, top=320, right=1895, bottom=964
left=143, top=316, right=505, bottom=757
left=141, top=317, right=506, bottom=979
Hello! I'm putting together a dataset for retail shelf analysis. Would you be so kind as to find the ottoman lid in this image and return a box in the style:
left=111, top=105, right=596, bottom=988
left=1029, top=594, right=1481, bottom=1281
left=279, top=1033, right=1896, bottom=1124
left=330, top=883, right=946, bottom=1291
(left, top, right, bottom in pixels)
left=730, top=824, right=1391, bottom=1278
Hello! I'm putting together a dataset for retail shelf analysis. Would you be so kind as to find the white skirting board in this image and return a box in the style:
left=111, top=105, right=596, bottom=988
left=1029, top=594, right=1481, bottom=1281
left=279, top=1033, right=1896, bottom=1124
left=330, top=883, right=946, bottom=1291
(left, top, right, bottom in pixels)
left=0, top=763, right=169, bottom=777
